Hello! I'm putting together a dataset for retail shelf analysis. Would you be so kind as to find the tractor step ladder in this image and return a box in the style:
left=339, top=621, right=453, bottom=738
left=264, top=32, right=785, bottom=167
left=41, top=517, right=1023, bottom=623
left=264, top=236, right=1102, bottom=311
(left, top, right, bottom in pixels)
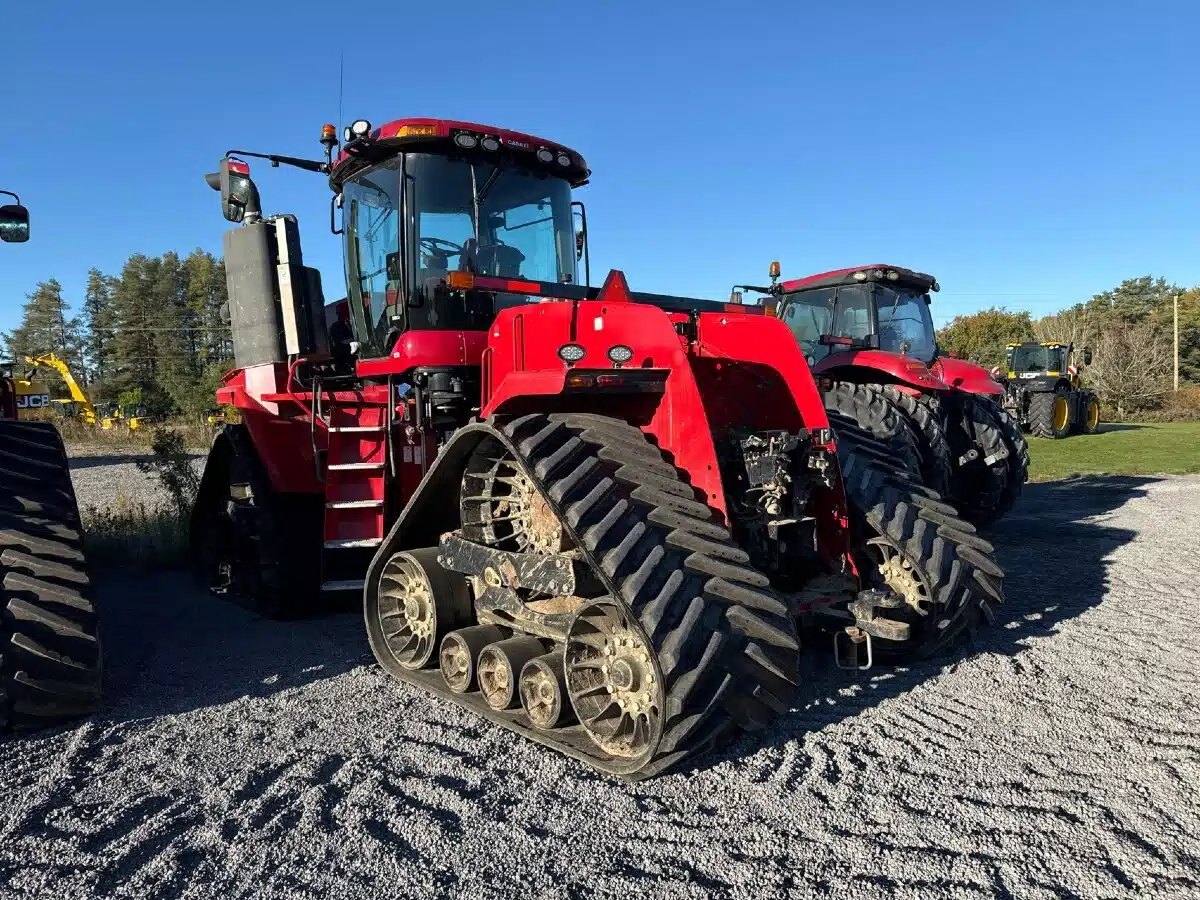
left=319, top=396, right=389, bottom=592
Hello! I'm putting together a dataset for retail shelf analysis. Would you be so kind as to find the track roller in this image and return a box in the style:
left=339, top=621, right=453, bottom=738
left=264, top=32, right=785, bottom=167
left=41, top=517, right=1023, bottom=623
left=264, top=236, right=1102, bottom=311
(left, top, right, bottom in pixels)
left=477, top=636, right=546, bottom=710
left=439, top=625, right=506, bottom=693
left=520, top=653, right=574, bottom=730
left=367, top=548, right=472, bottom=674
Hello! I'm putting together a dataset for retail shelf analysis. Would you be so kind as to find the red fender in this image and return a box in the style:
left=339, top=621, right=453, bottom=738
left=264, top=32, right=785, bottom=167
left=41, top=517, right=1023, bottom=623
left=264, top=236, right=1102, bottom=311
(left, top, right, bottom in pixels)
left=812, top=349, right=950, bottom=392
left=930, top=356, right=1005, bottom=398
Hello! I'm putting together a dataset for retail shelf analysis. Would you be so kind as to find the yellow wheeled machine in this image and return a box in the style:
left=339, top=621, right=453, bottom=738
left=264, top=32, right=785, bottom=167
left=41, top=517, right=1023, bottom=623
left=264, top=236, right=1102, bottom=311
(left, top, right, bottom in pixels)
left=999, top=341, right=1101, bottom=438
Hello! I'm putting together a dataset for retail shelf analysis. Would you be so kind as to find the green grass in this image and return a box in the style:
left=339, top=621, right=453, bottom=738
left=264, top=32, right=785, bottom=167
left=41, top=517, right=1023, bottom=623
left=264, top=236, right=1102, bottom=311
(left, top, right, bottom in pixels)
left=1027, top=422, right=1200, bottom=482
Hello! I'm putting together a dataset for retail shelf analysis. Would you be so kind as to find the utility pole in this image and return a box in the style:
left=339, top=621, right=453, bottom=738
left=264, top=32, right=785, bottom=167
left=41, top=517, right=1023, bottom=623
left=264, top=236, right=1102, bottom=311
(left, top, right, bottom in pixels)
left=1175, top=290, right=1180, bottom=392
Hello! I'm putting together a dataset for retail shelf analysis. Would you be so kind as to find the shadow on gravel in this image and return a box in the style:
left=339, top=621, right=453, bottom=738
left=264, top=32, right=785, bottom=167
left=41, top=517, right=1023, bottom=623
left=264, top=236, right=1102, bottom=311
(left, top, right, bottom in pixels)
left=2, top=572, right=371, bottom=734
left=689, top=474, right=1160, bottom=775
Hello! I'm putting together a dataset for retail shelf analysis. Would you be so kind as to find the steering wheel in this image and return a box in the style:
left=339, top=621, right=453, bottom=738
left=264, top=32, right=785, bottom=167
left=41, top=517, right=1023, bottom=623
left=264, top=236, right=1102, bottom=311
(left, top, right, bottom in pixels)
left=420, top=237, right=464, bottom=258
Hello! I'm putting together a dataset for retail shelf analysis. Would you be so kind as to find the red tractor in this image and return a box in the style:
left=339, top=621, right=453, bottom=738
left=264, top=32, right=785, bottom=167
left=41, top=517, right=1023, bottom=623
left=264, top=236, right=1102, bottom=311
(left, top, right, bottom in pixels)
left=737, top=264, right=1029, bottom=527
left=191, top=120, right=1003, bottom=778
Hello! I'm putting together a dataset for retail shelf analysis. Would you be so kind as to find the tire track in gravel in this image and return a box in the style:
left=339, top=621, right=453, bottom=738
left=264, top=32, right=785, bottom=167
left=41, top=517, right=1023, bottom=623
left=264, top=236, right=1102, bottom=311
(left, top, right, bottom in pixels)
left=1, top=475, right=1199, bottom=898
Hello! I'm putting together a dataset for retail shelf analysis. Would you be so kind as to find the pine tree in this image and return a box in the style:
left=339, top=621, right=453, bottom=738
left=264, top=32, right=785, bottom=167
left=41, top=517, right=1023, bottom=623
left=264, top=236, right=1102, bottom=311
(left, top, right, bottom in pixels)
left=2, top=279, right=85, bottom=373
left=81, top=267, right=118, bottom=385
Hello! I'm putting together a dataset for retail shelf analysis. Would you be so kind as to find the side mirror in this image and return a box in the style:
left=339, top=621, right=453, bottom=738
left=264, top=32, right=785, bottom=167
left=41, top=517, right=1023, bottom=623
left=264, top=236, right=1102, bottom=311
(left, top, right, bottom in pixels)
left=203, top=157, right=260, bottom=223
left=1083, top=348, right=1092, bottom=366
left=0, top=203, right=30, bottom=243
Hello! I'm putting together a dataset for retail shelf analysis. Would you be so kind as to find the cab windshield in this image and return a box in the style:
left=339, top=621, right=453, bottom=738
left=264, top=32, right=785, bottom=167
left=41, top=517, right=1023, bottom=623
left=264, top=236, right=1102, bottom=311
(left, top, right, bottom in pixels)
left=778, top=284, right=935, bottom=364
left=875, top=286, right=936, bottom=360
left=342, top=153, right=576, bottom=354
left=1011, top=345, right=1065, bottom=373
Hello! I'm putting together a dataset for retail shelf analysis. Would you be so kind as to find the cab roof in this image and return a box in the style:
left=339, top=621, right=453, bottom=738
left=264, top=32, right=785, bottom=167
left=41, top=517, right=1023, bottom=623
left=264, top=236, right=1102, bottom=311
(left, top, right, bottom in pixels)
left=780, top=264, right=937, bottom=294
left=330, top=117, right=590, bottom=187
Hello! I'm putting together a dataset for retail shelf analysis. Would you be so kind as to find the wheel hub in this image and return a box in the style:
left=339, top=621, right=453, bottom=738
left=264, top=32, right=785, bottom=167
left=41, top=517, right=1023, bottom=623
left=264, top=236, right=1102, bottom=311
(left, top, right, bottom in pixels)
left=871, top=541, right=931, bottom=616
left=566, top=601, right=663, bottom=758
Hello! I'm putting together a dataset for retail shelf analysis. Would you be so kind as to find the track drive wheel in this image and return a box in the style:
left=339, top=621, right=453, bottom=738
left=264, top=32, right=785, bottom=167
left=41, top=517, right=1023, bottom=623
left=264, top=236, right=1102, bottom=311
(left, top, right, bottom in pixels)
left=828, top=410, right=1005, bottom=659
left=565, top=599, right=663, bottom=760
left=368, top=548, right=473, bottom=673
left=0, top=421, right=101, bottom=731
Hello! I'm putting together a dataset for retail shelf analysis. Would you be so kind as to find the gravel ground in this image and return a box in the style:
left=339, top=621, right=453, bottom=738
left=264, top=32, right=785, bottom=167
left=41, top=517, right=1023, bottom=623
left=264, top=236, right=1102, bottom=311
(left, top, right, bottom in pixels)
left=1, top=471, right=1197, bottom=899
left=63, top=446, right=203, bottom=514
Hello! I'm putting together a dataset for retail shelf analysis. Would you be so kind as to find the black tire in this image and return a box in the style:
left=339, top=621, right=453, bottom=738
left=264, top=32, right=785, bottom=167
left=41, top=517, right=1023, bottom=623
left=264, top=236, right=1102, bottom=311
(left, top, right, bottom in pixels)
left=0, top=421, right=101, bottom=731
left=938, top=393, right=1013, bottom=527
left=828, top=411, right=1005, bottom=659
left=1029, top=389, right=1071, bottom=439
left=869, top=385, right=953, bottom=498
left=825, top=383, right=922, bottom=480
left=984, top=400, right=1029, bottom=517
left=1076, top=392, right=1101, bottom=435
left=500, top=413, right=801, bottom=775
left=189, top=425, right=322, bottom=618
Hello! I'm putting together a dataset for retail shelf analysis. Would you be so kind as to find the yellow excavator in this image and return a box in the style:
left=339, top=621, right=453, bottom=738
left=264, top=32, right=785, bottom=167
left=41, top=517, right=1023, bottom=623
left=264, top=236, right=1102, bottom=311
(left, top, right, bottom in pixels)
left=19, top=353, right=97, bottom=424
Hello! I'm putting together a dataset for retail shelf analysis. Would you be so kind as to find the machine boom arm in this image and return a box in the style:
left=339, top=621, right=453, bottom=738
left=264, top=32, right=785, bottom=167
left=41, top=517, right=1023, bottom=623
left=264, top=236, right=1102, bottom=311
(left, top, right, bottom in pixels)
left=24, top=354, right=96, bottom=423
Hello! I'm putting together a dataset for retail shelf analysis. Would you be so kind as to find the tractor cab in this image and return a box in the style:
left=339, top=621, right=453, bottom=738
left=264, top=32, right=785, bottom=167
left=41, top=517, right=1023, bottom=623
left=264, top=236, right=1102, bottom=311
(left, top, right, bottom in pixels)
left=773, top=265, right=940, bottom=367
left=1005, top=341, right=1091, bottom=388
left=330, top=123, right=588, bottom=358
left=207, top=118, right=590, bottom=373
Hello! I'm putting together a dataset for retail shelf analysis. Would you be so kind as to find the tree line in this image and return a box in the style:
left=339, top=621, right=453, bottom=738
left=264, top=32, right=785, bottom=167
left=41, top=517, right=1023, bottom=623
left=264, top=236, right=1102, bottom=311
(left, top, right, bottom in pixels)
left=937, top=276, right=1199, bottom=419
left=4, top=261, right=1197, bottom=421
left=2, top=250, right=232, bottom=419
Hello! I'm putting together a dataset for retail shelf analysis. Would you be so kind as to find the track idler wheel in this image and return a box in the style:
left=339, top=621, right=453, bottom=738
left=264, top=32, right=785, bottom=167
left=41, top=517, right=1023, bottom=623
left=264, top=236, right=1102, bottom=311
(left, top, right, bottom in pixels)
left=565, top=599, right=664, bottom=761
left=477, top=636, right=546, bottom=710
left=520, top=653, right=574, bottom=730
left=371, top=548, right=472, bottom=672
left=439, top=625, right=506, bottom=693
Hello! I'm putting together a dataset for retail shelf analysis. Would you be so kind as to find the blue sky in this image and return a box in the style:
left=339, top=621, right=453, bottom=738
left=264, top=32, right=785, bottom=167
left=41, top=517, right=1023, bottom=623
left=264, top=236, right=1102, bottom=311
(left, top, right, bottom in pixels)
left=2, top=1, right=1196, bottom=333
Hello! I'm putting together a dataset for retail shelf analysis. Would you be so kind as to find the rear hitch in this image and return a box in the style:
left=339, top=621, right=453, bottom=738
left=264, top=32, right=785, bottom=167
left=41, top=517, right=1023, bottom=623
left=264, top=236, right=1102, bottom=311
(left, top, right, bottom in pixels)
left=835, top=626, right=872, bottom=670
left=828, top=588, right=912, bottom=671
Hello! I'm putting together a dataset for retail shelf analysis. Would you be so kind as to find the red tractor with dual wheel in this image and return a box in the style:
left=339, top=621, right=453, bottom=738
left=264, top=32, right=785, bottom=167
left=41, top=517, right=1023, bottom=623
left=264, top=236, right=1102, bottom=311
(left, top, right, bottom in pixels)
left=191, top=120, right=1003, bottom=778
left=737, top=264, right=1030, bottom=527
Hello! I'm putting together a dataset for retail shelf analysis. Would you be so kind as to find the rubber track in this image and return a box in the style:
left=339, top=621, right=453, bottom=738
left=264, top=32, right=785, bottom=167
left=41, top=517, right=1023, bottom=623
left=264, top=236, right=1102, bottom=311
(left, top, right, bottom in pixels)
left=0, top=420, right=101, bottom=731
left=825, top=383, right=923, bottom=481
left=826, top=410, right=1005, bottom=659
left=500, top=413, right=801, bottom=775
left=868, top=384, right=954, bottom=497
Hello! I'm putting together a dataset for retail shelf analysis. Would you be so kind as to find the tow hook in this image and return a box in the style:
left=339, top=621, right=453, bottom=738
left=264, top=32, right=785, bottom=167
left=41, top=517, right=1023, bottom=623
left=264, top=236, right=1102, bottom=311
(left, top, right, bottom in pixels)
left=834, top=589, right=911, bottom=670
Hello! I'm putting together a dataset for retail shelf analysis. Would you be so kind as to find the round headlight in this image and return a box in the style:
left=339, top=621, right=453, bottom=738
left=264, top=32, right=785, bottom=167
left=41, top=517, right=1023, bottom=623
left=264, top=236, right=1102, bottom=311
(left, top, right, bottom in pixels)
left=536, top=147, right=554, bottom=163
left=350, top=119, right=372, bottom=137
left=557, top=343, right=586, bottom=364
left=480, top=135, right=500, bottom=152
left=557, top=151, right=571, bottom=167
left=454, top=132, right=479, bottom=149
left=607, top=345, right=633, bottom=365
left=886, top=270, right=900, bottom=281
left=342, top=126, right=354, bottom=143
left=852, top=271, right=867, bottom=282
